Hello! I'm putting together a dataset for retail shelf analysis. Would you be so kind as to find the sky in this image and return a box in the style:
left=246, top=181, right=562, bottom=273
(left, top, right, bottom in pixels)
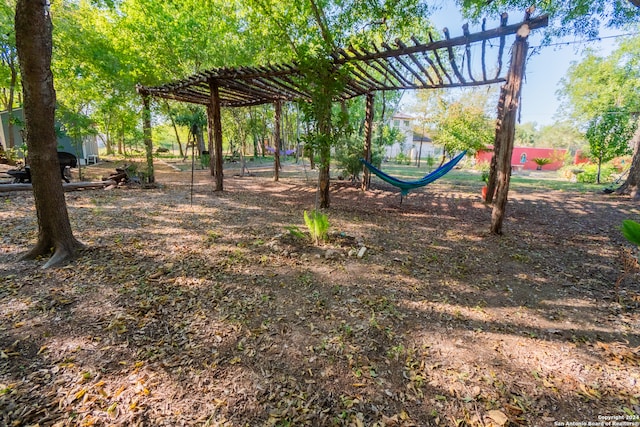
left=400, top=2, right=633, bottom=127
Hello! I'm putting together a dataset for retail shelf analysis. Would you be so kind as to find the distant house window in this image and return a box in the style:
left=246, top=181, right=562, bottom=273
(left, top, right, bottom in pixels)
left=403, top=120, right=410, bottom=127
left=393, top=119, right=400, bottom=128
left=520, top=153, right=527, bottom=164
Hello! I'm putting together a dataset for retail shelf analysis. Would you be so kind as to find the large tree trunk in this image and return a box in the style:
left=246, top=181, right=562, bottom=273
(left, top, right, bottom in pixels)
left=15, top=0, right=84, bottom=268
left=616, top=118, right=640, bottom=198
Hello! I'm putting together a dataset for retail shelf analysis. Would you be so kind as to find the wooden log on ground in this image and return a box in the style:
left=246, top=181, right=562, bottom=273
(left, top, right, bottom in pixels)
left=0, top=180, right=117, bottom=193
left=105, top=172, right=128, bottom=183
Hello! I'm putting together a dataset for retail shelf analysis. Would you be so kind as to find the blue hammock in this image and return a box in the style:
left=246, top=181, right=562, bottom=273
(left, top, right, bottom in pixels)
left=360, top=151, right=466, bottom=198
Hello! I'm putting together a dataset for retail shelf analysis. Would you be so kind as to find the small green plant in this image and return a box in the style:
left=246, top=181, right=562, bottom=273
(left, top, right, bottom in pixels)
left=284, top=225, right=306, bottom=239
left=622, top=220, right=640, bottom=255
left=532, top=157, right=552, bottom=170
left=303, top=210, right=329, bottom=245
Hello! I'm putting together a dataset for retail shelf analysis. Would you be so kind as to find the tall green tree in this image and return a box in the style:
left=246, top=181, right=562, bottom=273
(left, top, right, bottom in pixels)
left=585, top=108, right=637, bottom=183
left=538, top=121, right=586, bottom=151
left=515, top=122, right=538, bottom=147
left=15, top=0, right=84, bottom=268
left=411, top=87, right=495, bottom=159
left=558, top=34, right=640, bottom=193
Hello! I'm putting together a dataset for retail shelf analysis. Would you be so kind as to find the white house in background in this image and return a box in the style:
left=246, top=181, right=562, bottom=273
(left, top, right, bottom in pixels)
left=0, top=108, right=100, bottom=164
left=385, top=112, right=441, bottom=163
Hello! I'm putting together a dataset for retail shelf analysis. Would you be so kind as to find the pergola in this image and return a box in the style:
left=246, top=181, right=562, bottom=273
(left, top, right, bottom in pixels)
left=137, top=10, right=548, bottom=233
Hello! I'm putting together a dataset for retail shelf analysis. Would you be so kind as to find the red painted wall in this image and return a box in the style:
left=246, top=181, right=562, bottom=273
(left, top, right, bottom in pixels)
left=476, top=147, right=567, bottom=171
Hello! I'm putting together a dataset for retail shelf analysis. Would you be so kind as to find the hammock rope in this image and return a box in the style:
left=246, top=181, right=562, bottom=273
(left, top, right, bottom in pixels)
left=360, top=151, right=466, bottom=199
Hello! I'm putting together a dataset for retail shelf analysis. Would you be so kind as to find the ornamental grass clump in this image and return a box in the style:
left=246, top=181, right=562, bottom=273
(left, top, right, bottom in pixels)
left=304, top=210, right=329, bottom=245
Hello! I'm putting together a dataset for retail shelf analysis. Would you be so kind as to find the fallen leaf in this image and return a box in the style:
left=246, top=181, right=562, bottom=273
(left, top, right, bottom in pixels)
left=487, top=410, right=509, bottom=426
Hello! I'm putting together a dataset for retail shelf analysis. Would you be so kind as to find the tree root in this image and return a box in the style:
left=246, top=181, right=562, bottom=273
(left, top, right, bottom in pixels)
left=20, top=239, right=85, bottom=269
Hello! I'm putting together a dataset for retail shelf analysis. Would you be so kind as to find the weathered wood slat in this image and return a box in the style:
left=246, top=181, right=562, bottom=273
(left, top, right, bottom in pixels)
left=481, top=19, right=488, bottom=81
left=495, top=13, right=509, bottom=79
left=396, top=39, right=436, bottom=86
left=427, top=33, right=453, bottom=85
left=463, top=24, right=476, bottom=82
left=443, top=28, right=466, bottom=84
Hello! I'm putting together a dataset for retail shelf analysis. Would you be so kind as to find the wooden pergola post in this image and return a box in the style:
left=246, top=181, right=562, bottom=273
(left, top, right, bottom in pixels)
left=489, top=22, right=530, bottom=234
left=206, top=103, right=214, bottom=177
left=141, top=92, right=155, bottom=184
left=208, top=78, right=224, bottom=191
left=362, top=93, right=374, bottom=191
left=273, top=100, right=282, bottom=182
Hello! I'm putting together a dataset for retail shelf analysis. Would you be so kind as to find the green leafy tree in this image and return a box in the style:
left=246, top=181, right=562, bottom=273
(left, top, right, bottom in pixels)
left=558, top=34, right=640, bottom=193
left=515, top=122, right=538, bottom=146
left=459, top=0, right=639, bottom=39
left=538, top=121, right=586, bottom=152
left=585, top=107, right=636, bottom=183
left=411, top=87, right=495, bottom=161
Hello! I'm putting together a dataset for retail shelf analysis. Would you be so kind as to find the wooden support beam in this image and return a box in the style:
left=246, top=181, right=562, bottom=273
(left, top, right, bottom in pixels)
left=362, top=93, right=374, bottom=191
left=273, top=100, right=282, bottom=182
left=489, top=23, right=530, bottom=234
left=209, top=79, right=224, bottom=191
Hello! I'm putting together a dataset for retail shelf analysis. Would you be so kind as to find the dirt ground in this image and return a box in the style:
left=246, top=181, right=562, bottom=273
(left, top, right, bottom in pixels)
left=1, top=159, right=639, bottom=426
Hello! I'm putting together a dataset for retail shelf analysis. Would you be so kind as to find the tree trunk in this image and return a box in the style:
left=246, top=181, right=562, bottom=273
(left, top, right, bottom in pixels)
left=318, top=144, right=330, bottom=208
left=490, top=24, right=530, bottom=235
left=15, top=0, right=84, bottom=268
left=165, top=102, right=185, bottom=158
left=118, top=121, right=124, bottom=155
left=616, top=118, right=640, bottom=197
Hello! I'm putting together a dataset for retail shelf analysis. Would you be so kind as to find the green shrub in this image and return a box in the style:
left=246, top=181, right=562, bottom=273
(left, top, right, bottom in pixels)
left=335, top=136, right=384, bottom=181
left=395, top=152, right=411, bottom=165
left=622, top=220, right=640, bottom=247
left=576, top=163, right=616, bottom=183
left=304, top=210, right=329, bottom=245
